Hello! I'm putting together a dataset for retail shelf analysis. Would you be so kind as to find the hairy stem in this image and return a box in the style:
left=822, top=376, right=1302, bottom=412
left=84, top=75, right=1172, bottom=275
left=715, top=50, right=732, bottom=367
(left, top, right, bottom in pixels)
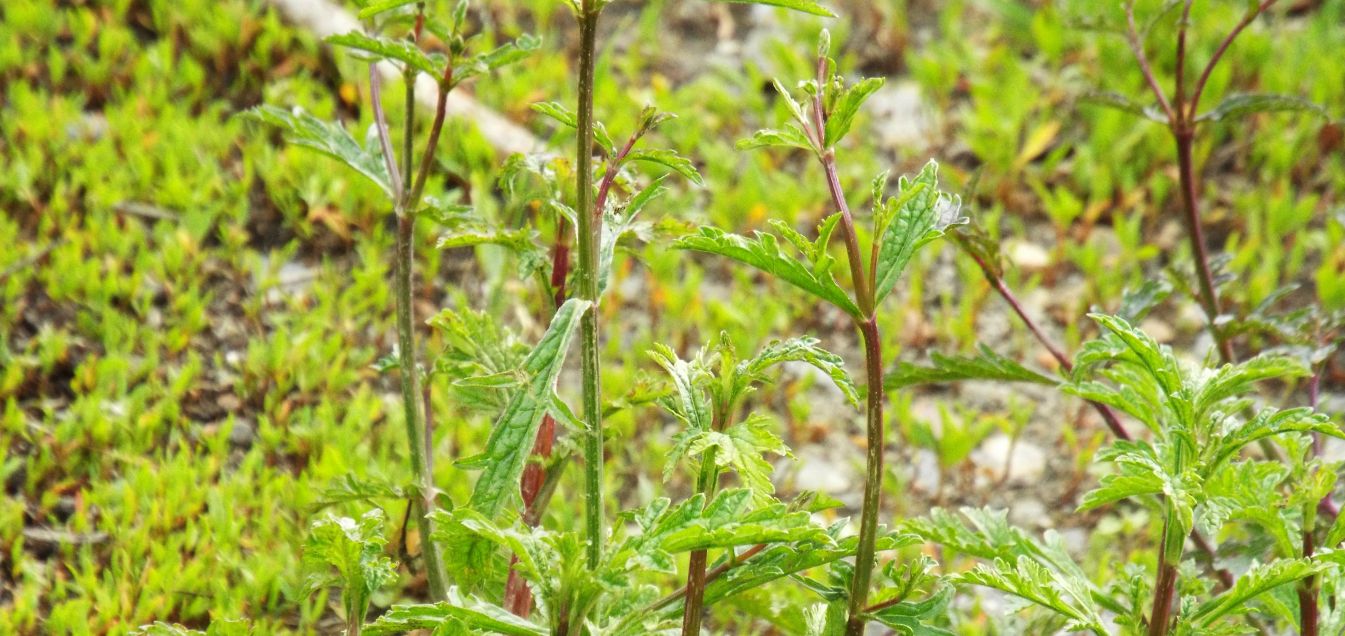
left=575, top=2, right=605, bottom=570
left=1173, top=130, right=1234, bottom=364
left=1148, top=515, right=1184, bottom=636
left=845, top=317, right=885, bottom=636
left=680, top=448, right=721, bottom=635
left=682, top=406, right=729, bottom=635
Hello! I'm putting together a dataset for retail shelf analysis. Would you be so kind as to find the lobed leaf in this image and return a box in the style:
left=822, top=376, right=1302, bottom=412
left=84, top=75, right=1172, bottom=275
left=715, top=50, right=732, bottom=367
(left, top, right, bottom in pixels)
left=627, top=149, right=704, bottom=186
left=824, top=77, right=885, bottom=147
left=238, top=105, right=392, bottom=196
left=675, top=225, right=862, bottom=317
left=356, top=0, right=418, bottom=19
left=364, top=589, right=548, bottom=635
left=866, top=585, right=957, bottom=636
left=885, top=344, right=1058, bottom=390
left=1078, top=91, right=1168, bottom=123
left=1189, top=558, right=1327, bottom=627
left=741, top=336, right=860, bottom=409
left=465, top=298, right=590, bottom=518
left=955, top=557, right=1108, bottom=635
left=326, top=31, right=447, bottom=80
left=873, top=161, right=962, bottom=304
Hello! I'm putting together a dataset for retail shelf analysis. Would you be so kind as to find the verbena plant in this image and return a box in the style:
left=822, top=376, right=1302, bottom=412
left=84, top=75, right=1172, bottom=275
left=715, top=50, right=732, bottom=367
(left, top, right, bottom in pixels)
left=145, top=0, right=1341, bottom=634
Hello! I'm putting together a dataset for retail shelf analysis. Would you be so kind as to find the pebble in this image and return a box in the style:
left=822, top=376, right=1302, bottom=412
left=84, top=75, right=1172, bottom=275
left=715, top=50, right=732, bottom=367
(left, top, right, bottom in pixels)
left=1006, top=240, right=1052, bottom=272
left=970, top=434, right=1047, bottom=485
left=229, top=418, right=256, bottom=448
left=794, top=446, right=856, bottom=497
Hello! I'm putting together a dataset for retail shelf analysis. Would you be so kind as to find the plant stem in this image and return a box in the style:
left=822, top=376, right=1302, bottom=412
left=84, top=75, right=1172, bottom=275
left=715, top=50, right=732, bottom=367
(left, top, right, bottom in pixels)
left=1173, top=129, right=1234, bottom=364
left=1148, top=515, right=1183, bottom=636
left=845, top=317, right=885, bottom=636
left=681, top=407, right=728, bottom=635
left=1300, top=517, right=1319, bottom=636
left=649, top=543, right=768, bottom=615
left=574, top=1, right=605, bottom=570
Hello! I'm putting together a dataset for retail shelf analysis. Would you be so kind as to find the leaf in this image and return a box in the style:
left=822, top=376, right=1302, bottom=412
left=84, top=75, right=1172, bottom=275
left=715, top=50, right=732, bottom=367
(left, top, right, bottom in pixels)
left=803, top=600, right=848, bottom=636
left=364, top=589, right=548, bottom=636
left=614, top=489, right=831, bottom=576
left=466, top=298, right=590, bottom=518
left=648, top=343, right=712, bottom=433
left=707, top=0, right=837, bottom=17
left=303, top=511, right=397, bottom=628
left=683, top=414, right=791, bottom=496
left=1189, top=558, right=1327, bottom=627
left=736, top=125, right=817, bottom=153
left=873, top=161, right=962, bottom=304
left=529, top=101, right=616, bottom=156
left=239, top=105, right=392, bottom=196
left=675, top=225, right=863, bottom=318
left=1197, top=93, right=1329, bottom=123
left=1210, top=407, right=1340, bottom=469
left=741, top=336, right=860, bottom=409
left=885, top=344, right=1057, bottom=390
left=1078, top=91, right=1168, bottom=123
left=1114, top=279, right=1174, bottom=323
left=312, top=474, right=408, bottom=509
left=955, top=557, right=1108, bottom=635
left=326, top=31, right=447, bottom=80
left=627, top=149, right=704, bottom=186
left=867, top=585, right=957, bottom=636
left=824, top=77, right=885, bottom=147
left=356, top=0, right=419, bottom=19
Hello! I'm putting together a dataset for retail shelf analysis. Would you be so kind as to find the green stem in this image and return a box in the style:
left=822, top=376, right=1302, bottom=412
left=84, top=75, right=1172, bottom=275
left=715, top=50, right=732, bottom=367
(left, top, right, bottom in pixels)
left=845, top=317, right=884, bottom=636
left=681, top=406, right=729, bottom=635
left=1147, top=512, right=1185, bottom=636
left=574, top=2, right=605, bottom=570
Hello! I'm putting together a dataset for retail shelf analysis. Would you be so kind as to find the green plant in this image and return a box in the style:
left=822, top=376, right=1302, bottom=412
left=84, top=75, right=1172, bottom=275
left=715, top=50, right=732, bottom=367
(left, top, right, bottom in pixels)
left=679, top=30, right=961, bottom=634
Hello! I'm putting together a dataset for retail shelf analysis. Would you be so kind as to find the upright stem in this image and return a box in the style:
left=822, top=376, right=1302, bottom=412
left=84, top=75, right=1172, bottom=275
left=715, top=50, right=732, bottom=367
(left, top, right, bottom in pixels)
left=1301, top=510, right=1319, bottom=636
left=845, top=318, right=885, bottom=636
left=682, top=408, right=729, bottom=635
left=574, top=3, right=605, bottom=569
left=1148, top=514, right=1184, bottom=636
left=1173, top=130, right=1234, bottom=364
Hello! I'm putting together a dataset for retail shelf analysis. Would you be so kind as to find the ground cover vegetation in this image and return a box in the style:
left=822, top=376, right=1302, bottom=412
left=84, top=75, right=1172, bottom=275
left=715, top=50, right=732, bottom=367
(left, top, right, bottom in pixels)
left=2, top=0, right=1344, bottom=633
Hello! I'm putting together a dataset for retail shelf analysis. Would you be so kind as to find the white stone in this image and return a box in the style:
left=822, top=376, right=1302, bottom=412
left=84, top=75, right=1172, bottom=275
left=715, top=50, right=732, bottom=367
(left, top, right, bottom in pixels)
left=971, top=434, right=1047, bottom=485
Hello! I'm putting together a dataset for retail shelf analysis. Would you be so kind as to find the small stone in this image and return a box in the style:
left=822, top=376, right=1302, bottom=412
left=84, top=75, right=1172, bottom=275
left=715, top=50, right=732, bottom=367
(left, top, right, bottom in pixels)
left=1139, top=317, right=1175, bottom=344
left=971, top=434, right=1047, bottom=485
left=1007, top=240, right=1052, bottom=272
left=794, top=446, right=855, bottom=497
left=1008, top=497, right=1049, bottom=529
left=229, top=418, right=256, bottom=448
left=910, top=449, right=941, bottom=495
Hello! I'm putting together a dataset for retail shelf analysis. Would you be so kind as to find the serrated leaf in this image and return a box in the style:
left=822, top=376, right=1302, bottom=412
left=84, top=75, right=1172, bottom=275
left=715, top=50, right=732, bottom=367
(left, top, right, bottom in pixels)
left=313, top=474, right=408, bottom=509
left=1078, top=91, right=1169, bottom=123
left=467, top=298, right=590, bottom=517
left=885, top=344, right=1058, bottom=390
left=707, top=0, right=837, bottom=17
left=1190, top=558, right=1327, bottom=627
left=955, top=556, right=1108, bottom=635
left=824, top=77, right=885, bottom=147
left=1197, top=93, right=1329, bottom=123
left=627, top=149, right=704, bottom=186
left=239, top=105, right=392, bottom=196
left=873, top=161, right=962, bottom=304
left=1114, top=279, right=1174, bottom=323
left=741, top=336, right=860, bottom=409
left=531, top=101, right=577, bottom=128
left=737, top=125, right=817, bottom=153
left=356, top=0, right=418, bottom=19
left=867, top=585, right=957, bottom=636
left=304, top=510, right=397, bottom=629
left=1211, top=407, right=1340, bottom=468
left=326, top=31, right=447, bottom=80
left=676, top=226, right=862, bottom=318
left=364, top=589, right=547, bottom=635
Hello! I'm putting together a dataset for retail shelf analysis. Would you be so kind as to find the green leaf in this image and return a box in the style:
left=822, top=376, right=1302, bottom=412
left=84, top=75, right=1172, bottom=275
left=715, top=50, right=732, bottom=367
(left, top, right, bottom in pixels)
left=364, top=589, right=548, bottom=636
left=303, top=511, right=397, bottom=628
left=627, top=149, right=704, bottom=186
left=884, top=344, right=1057, bottom=390
left=1078, top=91, right=1168, bottom=123
left=955, top=557, right=1108, bottom=635
left=824, top=77, right=884, bottom=147
left=675, top=224, right=862, bottom=318
left=326, top=31, right=447, bottom=80
left=529, top=101, right=616, bottom=156
left=356, top=0, right=419, bottom=19
left=1210, top=407, right=1340, bottom=469
left=707, top=0, right=837, bottom=17
left=238, top=105, right=392, bottom=196
left=873, top=161, right=962, bottom=304
left=1189, top=558, right=1327, bottom=627
left=866, top=585, right=957, bottom=636
left=737, top=125, right=817, bottom=153
left=649, top=343, right=712, bottom=433
left=741, top=336, right=860, bottom=409
left=466, top=298, right=590, bottom=518
left=1196, top=93, right=1329, bottom=123
left=312, top=474, right=408, bottom=509
left=803, top=600, right=848, bottom=636
left=683, top=414, right=791, bottom=496
left=1114, top=278, right=1174, bottom=324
